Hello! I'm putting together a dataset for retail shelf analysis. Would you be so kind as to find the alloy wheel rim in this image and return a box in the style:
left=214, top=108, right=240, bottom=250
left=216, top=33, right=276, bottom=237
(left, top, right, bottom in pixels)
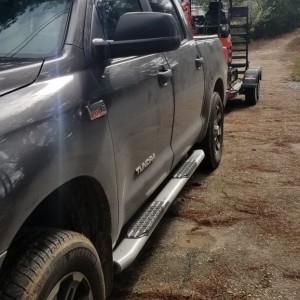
left=47, top=272, right=93, bottom=300
left=213, top=103, right=222, bottom=156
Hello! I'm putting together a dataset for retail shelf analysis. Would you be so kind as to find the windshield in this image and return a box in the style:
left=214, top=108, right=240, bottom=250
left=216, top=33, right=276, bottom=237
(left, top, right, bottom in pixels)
left=0, top=0, right=72, bottom=59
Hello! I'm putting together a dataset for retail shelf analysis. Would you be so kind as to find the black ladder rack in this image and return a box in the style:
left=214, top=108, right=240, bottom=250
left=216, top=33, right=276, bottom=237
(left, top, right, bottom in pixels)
left=229, top=6, right=249, bottom=76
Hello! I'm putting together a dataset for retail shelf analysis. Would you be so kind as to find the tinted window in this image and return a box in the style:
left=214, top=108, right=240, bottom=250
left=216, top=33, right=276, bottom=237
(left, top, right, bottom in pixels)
left=96, top=0, right=142, bottom=40
left=148, top=0, right=185, bottom=40
left=0, top=0, right=72, bottom=59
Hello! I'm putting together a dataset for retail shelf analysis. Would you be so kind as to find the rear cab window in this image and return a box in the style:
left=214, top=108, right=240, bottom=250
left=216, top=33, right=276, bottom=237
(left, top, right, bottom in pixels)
left=0, top=0, right=72, bottom=60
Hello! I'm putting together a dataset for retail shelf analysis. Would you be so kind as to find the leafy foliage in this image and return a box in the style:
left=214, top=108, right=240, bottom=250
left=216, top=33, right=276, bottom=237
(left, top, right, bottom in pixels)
left=192, top=0, right=300, bottom=38
left=249, top=0, right=300, bottom=39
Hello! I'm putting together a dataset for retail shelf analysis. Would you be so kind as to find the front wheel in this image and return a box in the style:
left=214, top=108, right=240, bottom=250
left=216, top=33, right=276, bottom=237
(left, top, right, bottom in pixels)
left=0, top=229, right=105, bottom=300
left=201, top=92, right=224, bottom=170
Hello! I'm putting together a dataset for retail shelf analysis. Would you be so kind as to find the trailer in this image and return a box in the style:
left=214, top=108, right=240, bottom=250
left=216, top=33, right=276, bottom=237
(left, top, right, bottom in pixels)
left=227, top=0, right=262, bottom=105
left=181, top=0, right=262, bottom=105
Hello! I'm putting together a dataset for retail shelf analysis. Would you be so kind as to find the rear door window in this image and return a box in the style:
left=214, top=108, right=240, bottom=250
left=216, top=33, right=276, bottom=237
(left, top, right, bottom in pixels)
left=96, top=0, right=142, bottom=40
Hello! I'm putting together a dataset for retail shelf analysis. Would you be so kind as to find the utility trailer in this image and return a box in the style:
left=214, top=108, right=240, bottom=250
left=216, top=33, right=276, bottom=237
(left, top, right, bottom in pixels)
left=181, top=0, right=262, bottom=105
left=227, top=1, right=261, bottom=105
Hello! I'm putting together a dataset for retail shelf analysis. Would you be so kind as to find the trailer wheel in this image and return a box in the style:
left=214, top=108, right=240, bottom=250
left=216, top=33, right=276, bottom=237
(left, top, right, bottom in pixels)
left=0, top=229, right=105, bottom=300
left=201, top=92, right=224, bottom=170
left=245, top=82, right=260, bottom=106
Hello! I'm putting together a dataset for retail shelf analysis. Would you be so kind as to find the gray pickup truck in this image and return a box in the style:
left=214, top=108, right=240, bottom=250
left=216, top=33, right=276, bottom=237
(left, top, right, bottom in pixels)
left=0, top=0, right=227, bottom=299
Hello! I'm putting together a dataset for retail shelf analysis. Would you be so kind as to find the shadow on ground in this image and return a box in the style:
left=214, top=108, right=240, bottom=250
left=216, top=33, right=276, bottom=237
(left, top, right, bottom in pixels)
left=225, top=97, right=250, bottom=115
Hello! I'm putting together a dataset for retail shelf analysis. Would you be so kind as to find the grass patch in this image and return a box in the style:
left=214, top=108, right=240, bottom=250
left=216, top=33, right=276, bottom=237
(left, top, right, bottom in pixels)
left=292, top=56, right=300, bottom=81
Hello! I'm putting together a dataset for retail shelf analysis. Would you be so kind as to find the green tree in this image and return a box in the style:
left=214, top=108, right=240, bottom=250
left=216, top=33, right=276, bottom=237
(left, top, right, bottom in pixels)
left=249, top=0, right=300, bottom=38
left=191, top=0, right=300, bottom=38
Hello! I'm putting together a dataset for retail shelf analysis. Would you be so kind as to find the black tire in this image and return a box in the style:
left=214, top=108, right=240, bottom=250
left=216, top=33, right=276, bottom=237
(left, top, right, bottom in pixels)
left=0, top=229, right=105, bottom=300
left=201, top=92, right=224, bottom=170
left=245, top=82, right=260, bottom=106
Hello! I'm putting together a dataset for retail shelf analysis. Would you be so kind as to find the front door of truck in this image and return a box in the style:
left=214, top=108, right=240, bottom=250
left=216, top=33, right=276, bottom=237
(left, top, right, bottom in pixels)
left=149, top=0, right=205, bottom=167
left=90, top=0, right=175, bottom=227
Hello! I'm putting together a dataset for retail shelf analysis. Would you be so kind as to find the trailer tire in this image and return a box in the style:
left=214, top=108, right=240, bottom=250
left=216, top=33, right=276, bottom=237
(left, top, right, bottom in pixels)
left=245, top=82, right=260, bottom=106
left=201, top=92, right=224, bottom=170
left=0, top=228, right=105, bottom=300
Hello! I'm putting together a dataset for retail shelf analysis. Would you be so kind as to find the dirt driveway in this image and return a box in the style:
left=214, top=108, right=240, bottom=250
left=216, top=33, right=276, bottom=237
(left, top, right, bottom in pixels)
left=110, top=30, right=300, bottom=300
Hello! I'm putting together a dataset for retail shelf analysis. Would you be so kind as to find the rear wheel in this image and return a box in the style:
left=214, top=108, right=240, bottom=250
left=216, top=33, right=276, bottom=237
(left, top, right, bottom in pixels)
left=0, top=229, right=105, bottom=300
left=201, top=92, right=224, bottom=170
left=245, top=82, right=260, bottom=106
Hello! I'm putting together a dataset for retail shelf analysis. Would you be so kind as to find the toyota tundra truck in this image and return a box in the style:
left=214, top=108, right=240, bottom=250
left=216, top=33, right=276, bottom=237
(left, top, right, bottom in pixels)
left=0, top=0, right=227, bottom=298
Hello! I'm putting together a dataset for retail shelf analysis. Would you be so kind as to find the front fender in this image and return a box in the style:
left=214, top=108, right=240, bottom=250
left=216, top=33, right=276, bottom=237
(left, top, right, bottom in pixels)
left=0, top=110, right=118, bottom=257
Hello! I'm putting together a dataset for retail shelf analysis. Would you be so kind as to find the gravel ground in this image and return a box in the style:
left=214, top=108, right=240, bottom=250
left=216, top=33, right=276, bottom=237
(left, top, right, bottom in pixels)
left=110, top=30, right=300, bottom=300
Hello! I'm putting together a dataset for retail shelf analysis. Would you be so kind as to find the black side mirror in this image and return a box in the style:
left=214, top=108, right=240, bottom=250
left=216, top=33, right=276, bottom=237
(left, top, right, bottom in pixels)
left=93, top=12, right=181, bottom=60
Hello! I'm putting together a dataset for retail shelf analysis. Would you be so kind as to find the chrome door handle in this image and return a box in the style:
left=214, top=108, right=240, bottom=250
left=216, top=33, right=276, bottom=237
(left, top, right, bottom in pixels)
left=158, top=68, right=172, bottom=87
left=195, top=57, right=204, bottom=69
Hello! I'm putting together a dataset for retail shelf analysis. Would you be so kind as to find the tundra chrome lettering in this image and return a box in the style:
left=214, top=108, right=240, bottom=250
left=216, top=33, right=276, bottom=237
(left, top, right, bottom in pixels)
left=135, top=153, right=156, bottom=175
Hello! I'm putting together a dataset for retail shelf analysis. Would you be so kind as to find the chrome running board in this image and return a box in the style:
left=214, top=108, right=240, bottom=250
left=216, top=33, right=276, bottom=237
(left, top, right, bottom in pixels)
left=113, top=150, right=205, bottom=273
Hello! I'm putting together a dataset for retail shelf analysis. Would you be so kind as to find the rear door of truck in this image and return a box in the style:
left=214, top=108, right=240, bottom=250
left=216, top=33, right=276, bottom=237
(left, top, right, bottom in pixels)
left=148, top=0, right=205, bottom=167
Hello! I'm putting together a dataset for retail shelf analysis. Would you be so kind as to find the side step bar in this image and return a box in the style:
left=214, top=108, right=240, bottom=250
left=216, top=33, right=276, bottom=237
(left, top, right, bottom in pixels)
left=113, top=150, right=205, bottom=273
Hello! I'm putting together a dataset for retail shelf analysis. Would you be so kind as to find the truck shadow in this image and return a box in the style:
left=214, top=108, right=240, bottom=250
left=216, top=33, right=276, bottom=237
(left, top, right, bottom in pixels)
left=225, top=97, right=250, bottom=115
left=109, top=216, right=174, bottom=299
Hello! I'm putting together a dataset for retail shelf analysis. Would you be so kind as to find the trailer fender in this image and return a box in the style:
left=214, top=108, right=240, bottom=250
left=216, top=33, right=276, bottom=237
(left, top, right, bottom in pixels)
left=242, top=67, right=262, bottom=90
